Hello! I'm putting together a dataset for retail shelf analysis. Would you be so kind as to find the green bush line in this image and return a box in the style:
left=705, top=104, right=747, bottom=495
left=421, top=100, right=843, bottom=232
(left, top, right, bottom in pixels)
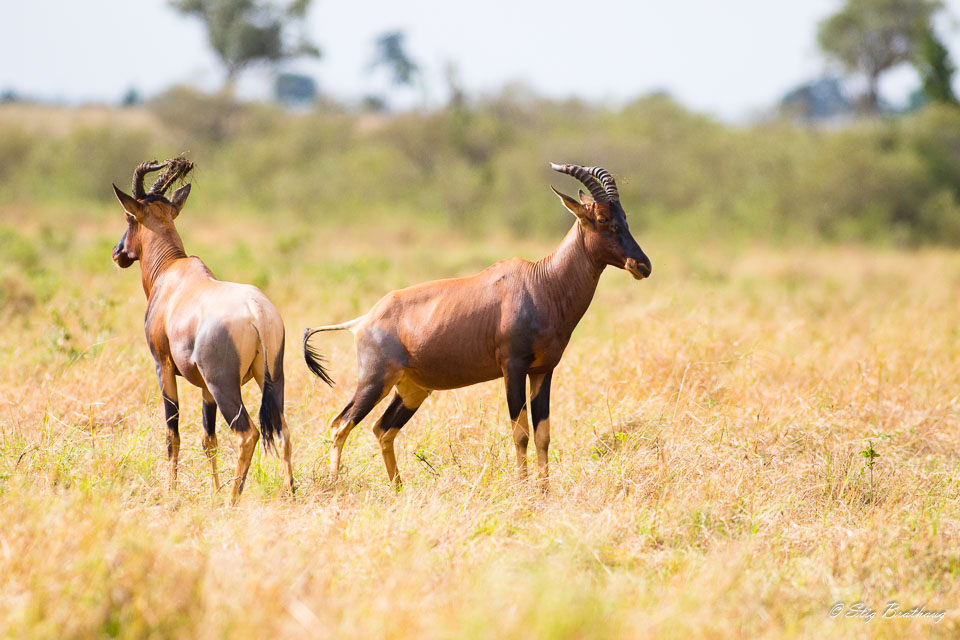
left=2, top=91, right=960, bottom=245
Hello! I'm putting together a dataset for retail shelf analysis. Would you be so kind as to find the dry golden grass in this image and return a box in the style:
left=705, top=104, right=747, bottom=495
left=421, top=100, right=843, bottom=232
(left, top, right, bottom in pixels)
left=1, top=210, right=959, bottom=639
left=0, top=104, right=162, bottom=135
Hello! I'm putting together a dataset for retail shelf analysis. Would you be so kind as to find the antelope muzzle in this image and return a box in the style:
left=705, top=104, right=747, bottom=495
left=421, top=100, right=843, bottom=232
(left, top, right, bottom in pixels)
left=113, top=238, right=135, bottom=268
left=625, top=255, right=652, bottom=280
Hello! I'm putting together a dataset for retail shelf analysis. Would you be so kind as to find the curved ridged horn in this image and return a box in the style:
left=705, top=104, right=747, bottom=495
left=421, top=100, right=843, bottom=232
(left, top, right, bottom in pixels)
left=132, top=161, right=166, bottom=199
left=550, top=162, right=609, bottom=203
left=585, top=166, right=619, bottom=201
left=148, top=156, right=194, bottom=197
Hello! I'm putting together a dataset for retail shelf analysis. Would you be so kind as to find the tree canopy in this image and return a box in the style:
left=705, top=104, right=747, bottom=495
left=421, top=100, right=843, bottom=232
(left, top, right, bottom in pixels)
left=817, top=0, right=943, bottom=112
left=916, top=23, right=958, bottom=105
left=170, top=0, right=320, bottom=88
left=370, top=31, right=419, bottom=88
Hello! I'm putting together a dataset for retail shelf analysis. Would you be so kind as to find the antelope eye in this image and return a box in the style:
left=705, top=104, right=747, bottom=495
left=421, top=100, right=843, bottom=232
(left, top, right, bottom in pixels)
left=597, top=217, right=609, bottom=224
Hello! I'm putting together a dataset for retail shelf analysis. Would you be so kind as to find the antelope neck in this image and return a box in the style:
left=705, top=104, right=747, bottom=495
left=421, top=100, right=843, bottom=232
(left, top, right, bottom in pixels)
left=531, top=222, right=604, bottom=331
left=140, top=228, right=187, bottom=298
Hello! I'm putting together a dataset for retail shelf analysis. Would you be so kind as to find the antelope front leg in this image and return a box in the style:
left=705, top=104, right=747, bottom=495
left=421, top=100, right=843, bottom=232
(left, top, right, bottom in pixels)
left=157, top=362, right=180, bottom=491
left=201, top=389, right=220, bottom=496
left=504, top=363, right=530, bottom=480
left=512, top=410, right=531, bottom=479
left=529, top=371, right=553, bottom=488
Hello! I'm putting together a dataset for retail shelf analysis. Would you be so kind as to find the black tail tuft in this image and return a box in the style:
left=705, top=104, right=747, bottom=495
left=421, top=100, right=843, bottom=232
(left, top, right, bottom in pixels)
left=259, top=367, right=283, bottom=455
left=303, top=330, right=335, bottom=387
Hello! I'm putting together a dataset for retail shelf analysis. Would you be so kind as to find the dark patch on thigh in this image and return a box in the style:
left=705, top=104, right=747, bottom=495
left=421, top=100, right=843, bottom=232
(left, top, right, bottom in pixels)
left=195, top=323, right=243, bottom=386
left=502, top=295, right=540, bottom=422
left=342, top=327, right=408, bottom=427
left=507, top=290, right=540, bottom=364
left=360, top=326, right=409, bottom=371
left=353, top=330, right=391, bottom=398
left=195, top=324, right=251, bottom=432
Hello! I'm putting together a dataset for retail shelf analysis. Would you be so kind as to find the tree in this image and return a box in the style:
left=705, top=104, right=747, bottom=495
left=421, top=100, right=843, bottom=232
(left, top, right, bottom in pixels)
left=915, top=23, right=959, bottom=105
left=365, top=31, right=423, bottom=110
left=369, top=31, right=419, bottom=88
left=817, top=0, right=943, bottom=113
left=170, top=0, right=320, bottom=91
left=120, top=87, right=141, bottom=107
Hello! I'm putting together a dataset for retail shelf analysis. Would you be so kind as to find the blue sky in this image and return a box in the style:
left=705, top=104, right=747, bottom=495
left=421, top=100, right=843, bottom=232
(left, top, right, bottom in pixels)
left=3, top=0, right=959, bottom=120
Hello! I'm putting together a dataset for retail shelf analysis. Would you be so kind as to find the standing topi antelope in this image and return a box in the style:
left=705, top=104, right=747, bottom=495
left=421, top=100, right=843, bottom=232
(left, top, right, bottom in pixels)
left=303, top=163, right=651, bottom=486
left=112, top=158, right=328, bottom=502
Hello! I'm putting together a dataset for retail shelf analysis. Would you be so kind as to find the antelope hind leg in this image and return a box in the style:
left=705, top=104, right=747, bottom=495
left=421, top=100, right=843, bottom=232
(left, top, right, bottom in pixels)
left=329, top=389, right=390, bottom=481
left=371, top=378, right=430, bottom=487
left=280, top=414, right=294, bottom=494
left=205, top=380, right=259, bottom=504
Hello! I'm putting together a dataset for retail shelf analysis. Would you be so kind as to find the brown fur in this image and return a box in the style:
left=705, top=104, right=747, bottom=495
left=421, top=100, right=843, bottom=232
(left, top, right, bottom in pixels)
left=304, top=165, right=651, bottom=487
left=112, top=171, right=293, bottom=503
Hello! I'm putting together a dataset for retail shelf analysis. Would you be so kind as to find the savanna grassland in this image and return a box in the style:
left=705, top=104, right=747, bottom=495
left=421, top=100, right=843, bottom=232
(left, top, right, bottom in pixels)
left=1, top=102, right=960, bottom=639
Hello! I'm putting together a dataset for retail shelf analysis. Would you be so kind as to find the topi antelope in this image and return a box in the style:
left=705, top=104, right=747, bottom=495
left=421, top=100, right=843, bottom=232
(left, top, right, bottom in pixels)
left=112, top=159, right=330, bottom=502
left=303, top=163, right=651, bottom=486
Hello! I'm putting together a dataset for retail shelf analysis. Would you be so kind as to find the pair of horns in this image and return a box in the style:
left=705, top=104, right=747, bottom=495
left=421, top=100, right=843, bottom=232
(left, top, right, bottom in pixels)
left=132, top=156, right=195, bottom=199
left=550, top=163, right=620, bottom=203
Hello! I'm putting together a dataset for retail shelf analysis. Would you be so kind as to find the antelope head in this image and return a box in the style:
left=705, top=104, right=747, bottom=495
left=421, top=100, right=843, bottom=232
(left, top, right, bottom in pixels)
left=112, top=159, right=193, bottom=268
left=550, top=163, right=651, bottom=280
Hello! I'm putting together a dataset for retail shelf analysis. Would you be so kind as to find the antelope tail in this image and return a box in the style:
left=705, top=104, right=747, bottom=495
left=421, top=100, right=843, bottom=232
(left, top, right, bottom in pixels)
left=303, top=315, right=365, bottom=335
left=300, top=318, right=362, bottom=387
left=254, top=324, right=284, bottom=455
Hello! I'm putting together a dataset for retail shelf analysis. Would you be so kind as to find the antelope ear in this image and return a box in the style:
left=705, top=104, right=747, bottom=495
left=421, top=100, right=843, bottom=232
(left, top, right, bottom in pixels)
left=113, top=184, right=144, bottom=222
left=169, top=183, right=191, bottom=218
left=551, top=185, right=592, bottom=223
left=578, top=189, right=594, bottom=205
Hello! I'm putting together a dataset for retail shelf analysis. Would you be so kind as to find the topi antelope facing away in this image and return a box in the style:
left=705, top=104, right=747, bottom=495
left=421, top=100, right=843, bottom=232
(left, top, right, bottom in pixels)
left=303, top=163, right=651, bottom=486
left=112, top=159, right=331, bottom=502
